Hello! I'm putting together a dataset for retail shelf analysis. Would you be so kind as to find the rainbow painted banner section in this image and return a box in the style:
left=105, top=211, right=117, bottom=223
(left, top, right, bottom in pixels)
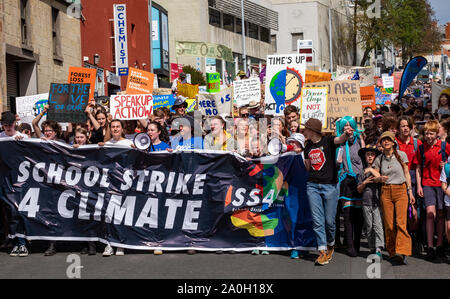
left=0, top=140, right=316, bottom=251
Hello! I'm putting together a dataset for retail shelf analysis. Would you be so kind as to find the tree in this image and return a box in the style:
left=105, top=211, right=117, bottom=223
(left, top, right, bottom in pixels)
left=182, top=65, right=206, bottom=86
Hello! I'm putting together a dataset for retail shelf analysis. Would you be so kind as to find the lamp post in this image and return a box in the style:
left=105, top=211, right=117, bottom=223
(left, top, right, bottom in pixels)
left=241, top=0, right=247, bottom=72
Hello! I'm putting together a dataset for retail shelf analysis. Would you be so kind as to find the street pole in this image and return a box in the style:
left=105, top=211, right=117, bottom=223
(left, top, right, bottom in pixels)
left=329, top=7, right=333, bottom=73
left=149, top=0, right=153, bottom=73
left=241, top=0, right=247, bottom=73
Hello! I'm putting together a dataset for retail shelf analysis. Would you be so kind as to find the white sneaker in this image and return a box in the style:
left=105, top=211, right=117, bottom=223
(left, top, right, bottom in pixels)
left=103, top=244, right=114, bottom=257
left=115, top=247, right=125, bottom=256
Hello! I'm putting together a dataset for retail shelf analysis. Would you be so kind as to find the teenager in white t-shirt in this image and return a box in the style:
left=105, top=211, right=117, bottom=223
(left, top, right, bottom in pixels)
left=103, top=119, right=133, bottom=148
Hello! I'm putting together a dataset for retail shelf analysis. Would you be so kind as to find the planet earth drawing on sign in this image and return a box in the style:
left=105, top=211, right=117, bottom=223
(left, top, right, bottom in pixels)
left=269, top=70, right=287, bottom=114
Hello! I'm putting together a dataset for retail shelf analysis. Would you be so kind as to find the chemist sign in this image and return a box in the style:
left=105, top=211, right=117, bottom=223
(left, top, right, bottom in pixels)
left=113, top=4, right=129, bottom=76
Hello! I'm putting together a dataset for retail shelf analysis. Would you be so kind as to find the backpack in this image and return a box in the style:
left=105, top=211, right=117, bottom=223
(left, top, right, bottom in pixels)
left=445, top=163, right=450, bottom=185
left=418, top=141, right=447, bottom=171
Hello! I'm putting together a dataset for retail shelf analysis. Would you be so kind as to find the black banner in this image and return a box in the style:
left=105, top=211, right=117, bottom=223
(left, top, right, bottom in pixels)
left=0, top=140, right=316, bottom=251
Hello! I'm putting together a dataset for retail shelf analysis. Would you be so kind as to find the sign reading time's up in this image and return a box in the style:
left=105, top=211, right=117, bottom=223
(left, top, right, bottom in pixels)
left=113, top=4, right=129, bottom=76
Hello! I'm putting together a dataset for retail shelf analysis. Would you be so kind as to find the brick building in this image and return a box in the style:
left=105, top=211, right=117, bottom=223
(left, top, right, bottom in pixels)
left=80, top=0, right=161, bottom=96
left=2, top=0, right=82, bottom=113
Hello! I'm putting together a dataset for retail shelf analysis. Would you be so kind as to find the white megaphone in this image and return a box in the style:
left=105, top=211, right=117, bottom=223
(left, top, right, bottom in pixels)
left=134, top=133, right=152, bottom=150
left=267, top=138, right=294, bottom=156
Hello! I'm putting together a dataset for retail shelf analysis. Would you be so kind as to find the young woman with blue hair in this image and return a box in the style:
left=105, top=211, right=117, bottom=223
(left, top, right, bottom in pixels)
left=336, top=116, right=365, bottom=257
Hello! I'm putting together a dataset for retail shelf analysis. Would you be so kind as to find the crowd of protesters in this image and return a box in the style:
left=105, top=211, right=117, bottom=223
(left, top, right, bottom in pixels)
left=0, top=77, right=449, bottom=267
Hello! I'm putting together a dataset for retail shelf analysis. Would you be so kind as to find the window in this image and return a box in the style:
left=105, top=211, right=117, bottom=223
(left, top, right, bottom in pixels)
left=236, top=18, right=242, bottom=34
left=223, top=13, right=234, bottom=32
left=248, top=23, right=259, bottom=39
left=20, top=0, right=28, bottom=45
left=52, top=8, right=62, bottom=57
left=209, top=8, right=221, bottom=27
left=291, top=33, right=304, bottom=51
left=271, top=34, right=277, bottom=53
left=260, top=27, right=270, bottom=43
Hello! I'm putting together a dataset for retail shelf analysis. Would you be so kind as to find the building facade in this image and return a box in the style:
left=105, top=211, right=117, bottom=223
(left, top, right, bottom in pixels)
left=271, top=0, right=358, bottom=72
left=158, top=0, right=278, bottom=83
left=2, top=0, right=82, bottom=113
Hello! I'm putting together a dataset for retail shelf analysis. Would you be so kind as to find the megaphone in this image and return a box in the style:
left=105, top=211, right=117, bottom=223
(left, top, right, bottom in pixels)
left=267, top=138, right=294, bottom=156
left=134, top=133, right=152, bottom=150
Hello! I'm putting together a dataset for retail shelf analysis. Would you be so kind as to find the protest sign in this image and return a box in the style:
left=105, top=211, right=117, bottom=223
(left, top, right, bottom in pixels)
left=299, top=87, right=328, bottom=128
left=394, top=71, right=403, bottom=92
left=233, top=78, right=261, bottom=107
left=15, top=93, right=49, bottom=126
left=185, top=98, right=197, bottom=113
left=265, top=54, right=307, bottom=115
left=206, top=73, right=220, bottom=93
left=153, top=94, right=176, bottom=110
left=304, top=80, right=363, bottom=132
left=432, top=82, right=450, bottom=112
left=170, top=63, right=183, bottom=82
left=68, top=67, right=97, bottom=101
left=198, top=87, right=233, bottom=116
left=360, top=86, right=376, bottom=110
left=110, top=94, right=153, bottom=120
left=176, top=41, right=234, bottom=62
left=152, top=88, right=172, bottom=95
left=408, top=85, right=424, bottom=99
left=126, top=67, right=155, bottom=95
left=47, top=83, right=90, bottom=123
left=305, top=70, right=332, bottom=83
left=336, top=66, right=375, bottom=87
left=382, top=75, right=394, bottom=94
left=0, top=140, right=316, bottom=251
left=177, top=82, right=199, bottom=99
left=375, top=87, right=392, bottom=105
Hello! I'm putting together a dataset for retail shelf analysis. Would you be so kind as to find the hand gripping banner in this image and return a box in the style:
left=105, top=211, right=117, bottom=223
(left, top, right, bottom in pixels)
left=0, top=140, right=316, bottom=251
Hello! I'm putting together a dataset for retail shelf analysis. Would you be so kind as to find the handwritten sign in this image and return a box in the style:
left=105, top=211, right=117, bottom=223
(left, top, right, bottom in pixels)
left=305, top=70, right=332, bottom=83
left=68, top=67, right=97, bottom=101
left=47, top=83, right=90, bottom=123
left=110, top=94, right=153, bottom=120
left=16, top=93, right=49, bottom=126
left=198, top=87, right=233, bottom=116
left=336, top=66, right=375, bottom=87
left=300, top=87, right=328, bottom=128
left=206, top=73, right=221, bottom=93
left=305, top=80, right=363, bottom=132
left=126, top=67, right=155, bottom=95
left=233, top=78, right=261, bottom=107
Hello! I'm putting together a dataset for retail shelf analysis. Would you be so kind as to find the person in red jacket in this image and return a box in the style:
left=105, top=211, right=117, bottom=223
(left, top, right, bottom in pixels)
left=415, top=120, right=450, bottom=262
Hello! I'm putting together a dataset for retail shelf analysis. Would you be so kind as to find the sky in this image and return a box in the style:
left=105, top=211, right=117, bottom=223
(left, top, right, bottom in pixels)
left=429, top=0, right=450, bottom=25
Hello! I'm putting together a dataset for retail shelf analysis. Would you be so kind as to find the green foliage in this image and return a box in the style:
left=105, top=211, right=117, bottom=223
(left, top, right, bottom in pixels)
left=182, top=65, right=206, bottom=86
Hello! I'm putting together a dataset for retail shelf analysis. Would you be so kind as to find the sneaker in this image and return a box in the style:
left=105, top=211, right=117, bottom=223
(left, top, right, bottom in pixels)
left=346, top=247, right=357, bottom=258
left=103, top=244, right=114, bottom=257
left=215, top=250, right=223, bottom=254
left=326, top=246, right=335, bottom=262
left=80, top=247, right=89, bottom=255
left=44, top=243, right=56, bottom=256
left=290, top=250, right=299, bottom=259
left=375, top=249, right=383, bottom=260
left=18, top=245, right=28, bottom=257
left=88, top=242, right=96, bottom=255
left=187, top=249, right=196, bottom=255
left=426, top=247, right=436, bottom=261
left=115, top=247, right=125, bottom=256
left=10, top=246, right=19, bottom=257
left=251, top=249, right=260, bottom=255
left=261, top=250, right=269, bottom=255
left=154, top=250, right=163, bottom=255
left=315, top=250, right=329, bottom=265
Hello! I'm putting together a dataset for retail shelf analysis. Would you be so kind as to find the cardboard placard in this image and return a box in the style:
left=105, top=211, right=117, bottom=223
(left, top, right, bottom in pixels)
left=233, top=78, right=261, bottom=107
left=336, top=66, right=375, bottom=87
left=126, top=67, right=155, bottom=95
left=153, top=94, right=176, bottom=110
left=110, top=94, right=153, bottom=120
left=68, top=67, right=97, bottom=101
left=300, top=87, right=328, bottom=128
left=47, top=83, right=90, bottom=123
left=198, top=87, right=233, bottom=116
left=265, top=54, right=307, bottom=115
left=304, top=80, right=363, bottom=132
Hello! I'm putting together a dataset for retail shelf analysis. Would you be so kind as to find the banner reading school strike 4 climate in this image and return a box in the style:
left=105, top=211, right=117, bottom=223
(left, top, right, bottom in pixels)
left=0, top=140, right=316, bottom=251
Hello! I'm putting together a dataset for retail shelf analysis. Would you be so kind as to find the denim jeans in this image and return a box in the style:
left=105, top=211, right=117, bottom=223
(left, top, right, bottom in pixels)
left=307, top=182, right=339, bottom=251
